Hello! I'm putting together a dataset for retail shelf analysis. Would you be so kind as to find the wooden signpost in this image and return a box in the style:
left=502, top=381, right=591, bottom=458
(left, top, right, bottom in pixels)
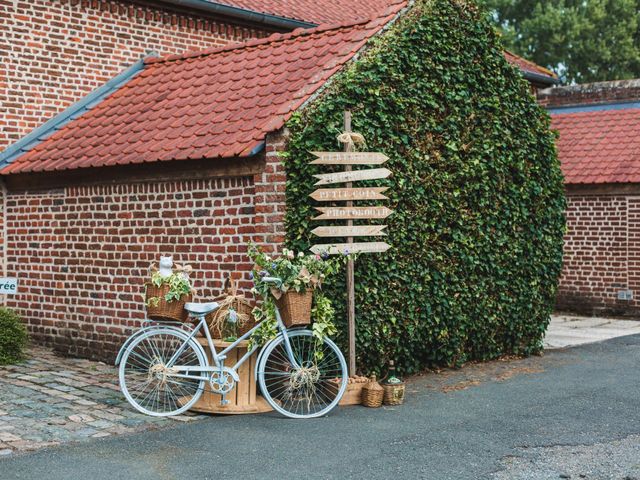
left=310, top=225, right=387, bottom=238
left=313, top=206, right=393, bottom=220
left=309, top=111, right=394, bottom=377
left=310, top=152, right=389, bottom=165
left=310, top=242, right=391, bottom=255
left=313, top=168, right=391, bottom=186
left=309, top=187, right=388, bottom=202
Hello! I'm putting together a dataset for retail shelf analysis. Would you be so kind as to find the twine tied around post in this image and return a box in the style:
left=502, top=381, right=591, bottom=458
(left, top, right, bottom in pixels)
left=337, top=131, right=366, bottom=152
left=208, top=277, right=251, bottom=337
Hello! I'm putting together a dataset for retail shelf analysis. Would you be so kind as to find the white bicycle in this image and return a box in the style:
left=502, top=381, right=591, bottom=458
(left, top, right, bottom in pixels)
left=115, top=277, right=348, bottom=419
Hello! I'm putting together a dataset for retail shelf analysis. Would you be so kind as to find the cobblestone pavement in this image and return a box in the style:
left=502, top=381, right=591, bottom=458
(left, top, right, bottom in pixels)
left=0, top=347, right=204, bottom=456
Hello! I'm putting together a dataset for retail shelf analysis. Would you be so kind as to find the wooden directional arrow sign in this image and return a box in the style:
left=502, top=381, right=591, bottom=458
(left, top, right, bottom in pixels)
left=310, top=152, right=389, bottom=165
left=309, top=187, right=388, bottom=202
left=311, top=225, right=387, bottom=238
left=310, top=242, right=391, bottom=255
left=313, top=168, right=391, bottom=186
left=313, top=206, right=393, bottom=220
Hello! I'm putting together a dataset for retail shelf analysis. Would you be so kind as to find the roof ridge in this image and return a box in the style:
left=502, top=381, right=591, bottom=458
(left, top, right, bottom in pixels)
left=504, top=49, right=557, bottom=78
left=145, top=0, right=407, bottom=65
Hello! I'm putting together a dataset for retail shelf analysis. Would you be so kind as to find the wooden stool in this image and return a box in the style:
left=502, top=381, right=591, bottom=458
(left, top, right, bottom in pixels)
left=189, top=337, right=272, bottom=415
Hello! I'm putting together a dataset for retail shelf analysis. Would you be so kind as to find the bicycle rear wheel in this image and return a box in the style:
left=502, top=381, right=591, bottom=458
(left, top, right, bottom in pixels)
left=119, top=328, right=206, bottom=416
left=257, top=330, right=347, bottom=419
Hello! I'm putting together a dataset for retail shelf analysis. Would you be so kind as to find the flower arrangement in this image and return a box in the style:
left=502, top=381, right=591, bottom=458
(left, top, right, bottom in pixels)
left=248, top=244, right=344, bottom=350
left=146, top=262, right=195, bottom=308
left=250, top=245, right=339, bottom=299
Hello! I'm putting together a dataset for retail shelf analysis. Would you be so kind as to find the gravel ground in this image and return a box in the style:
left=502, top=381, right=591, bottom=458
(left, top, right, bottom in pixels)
left=495, top=435, right=640, bottom=479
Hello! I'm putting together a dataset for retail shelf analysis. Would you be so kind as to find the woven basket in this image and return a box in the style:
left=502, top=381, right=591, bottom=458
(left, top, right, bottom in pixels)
left=362, top=375, right=384, bottom=408
left=145, top=283, right=191, bottom=322
left=275, top=289, right=313, bottom=327
left=207, top=277, right=256, bottom=339
left=382, top=382, right=405, bottom=406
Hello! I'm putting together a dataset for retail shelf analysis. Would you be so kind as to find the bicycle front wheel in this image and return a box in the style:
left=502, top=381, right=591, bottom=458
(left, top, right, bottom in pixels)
left=257, top=330, right=348, bottom=419
left=119, top=328, right=206, bottom=417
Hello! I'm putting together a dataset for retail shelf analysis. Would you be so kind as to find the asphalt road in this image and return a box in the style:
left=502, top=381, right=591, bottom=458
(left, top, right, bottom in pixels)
left=2, top=334, right=640, bottom=480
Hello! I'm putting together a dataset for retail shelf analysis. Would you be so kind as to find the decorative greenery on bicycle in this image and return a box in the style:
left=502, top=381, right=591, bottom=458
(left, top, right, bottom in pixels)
left=248, top=244, right=343, bottom=353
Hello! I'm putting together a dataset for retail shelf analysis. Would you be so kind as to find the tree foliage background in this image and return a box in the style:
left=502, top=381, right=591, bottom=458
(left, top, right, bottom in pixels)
left=480, top=0, right=640, bottom=83
left=284, top=0, right=566, bottom=375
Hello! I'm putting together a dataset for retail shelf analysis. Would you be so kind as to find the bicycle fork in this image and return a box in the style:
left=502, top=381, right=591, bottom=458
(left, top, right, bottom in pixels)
left=275, top=308, right=301, bottom=370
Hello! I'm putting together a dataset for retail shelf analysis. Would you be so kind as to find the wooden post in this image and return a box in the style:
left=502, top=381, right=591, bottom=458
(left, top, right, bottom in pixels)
left=343, top=111, right=356, bottom=377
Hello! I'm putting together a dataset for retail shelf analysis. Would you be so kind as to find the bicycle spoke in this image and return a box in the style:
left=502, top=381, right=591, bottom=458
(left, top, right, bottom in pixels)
left=259, top=331, right=347, bottom=419
left=120, top=330, right=205, bottom=416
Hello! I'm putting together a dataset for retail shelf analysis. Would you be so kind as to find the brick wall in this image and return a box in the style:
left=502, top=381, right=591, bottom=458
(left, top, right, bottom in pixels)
left=557, top=191, right=640, bottom=316
left=538, top=79, right=640, bottom=108
left=0, top=130, right=287, bottom=361
left=0, top=0, right=270, bottom=149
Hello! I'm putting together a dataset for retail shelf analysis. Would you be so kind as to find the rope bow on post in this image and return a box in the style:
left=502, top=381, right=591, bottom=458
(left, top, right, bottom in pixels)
left=337, top=131, right=366, bottom=153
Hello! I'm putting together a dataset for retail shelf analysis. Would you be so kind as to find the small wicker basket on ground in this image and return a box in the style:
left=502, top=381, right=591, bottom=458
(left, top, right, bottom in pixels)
left=382, top=382, right=405, bottom=406
left=207, top=277, right=256, bottom=339
left=362, top=375, right=384, bottom=408
left=275, top=289, right=313, bottom=327
left=145, top=283, right=191, bottom=322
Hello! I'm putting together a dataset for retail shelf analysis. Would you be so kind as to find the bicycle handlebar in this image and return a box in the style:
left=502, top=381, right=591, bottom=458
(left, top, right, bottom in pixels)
left=261, top=276, right=283, bottom=286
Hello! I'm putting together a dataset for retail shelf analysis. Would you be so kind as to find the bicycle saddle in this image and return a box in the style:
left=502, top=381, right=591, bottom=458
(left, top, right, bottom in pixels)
left=184, top=302, right=219, bottom=316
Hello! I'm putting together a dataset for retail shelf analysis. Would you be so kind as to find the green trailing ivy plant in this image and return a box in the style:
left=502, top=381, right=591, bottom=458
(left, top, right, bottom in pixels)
left=283, top=0, right=566, bottom=375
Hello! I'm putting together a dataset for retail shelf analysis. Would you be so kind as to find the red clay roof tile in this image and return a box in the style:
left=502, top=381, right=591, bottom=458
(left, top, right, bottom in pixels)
left=2, top=4, right=405, bottom=174
left=217, top=0, right=555, bottom=84
left=551, top=107, right=640, bottom=184
left=1, top=0, right=556, bottom=174
left=216, top=0, right=394, bottom=24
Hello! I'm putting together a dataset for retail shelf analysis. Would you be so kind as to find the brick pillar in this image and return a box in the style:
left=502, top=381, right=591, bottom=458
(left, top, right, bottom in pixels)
left=627, top=195, right=640, bottom=312
left=252, top=129, right=288, bottom=253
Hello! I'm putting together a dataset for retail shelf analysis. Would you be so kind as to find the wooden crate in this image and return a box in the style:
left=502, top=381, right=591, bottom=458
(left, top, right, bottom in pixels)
left=189, top=338, right=272, bottom=415
left=339, top=380, right=365, bottom=406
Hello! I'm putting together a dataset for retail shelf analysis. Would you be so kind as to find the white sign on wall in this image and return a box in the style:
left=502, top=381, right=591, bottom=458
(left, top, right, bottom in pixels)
left=0, top=278, right=18, bottom=294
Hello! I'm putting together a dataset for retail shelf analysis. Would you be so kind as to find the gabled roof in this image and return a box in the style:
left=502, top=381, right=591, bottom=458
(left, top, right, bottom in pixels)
left=550, top=104, right=640, bottom=184
left=1, top=3, right=405, bottom=175
left=503, top=50, right=557, bottom=86
left=163, top=1, right=558, bottom=84
left=0, top=0, right=557, bottom=175
left=211, top=0, right=393, bottom=24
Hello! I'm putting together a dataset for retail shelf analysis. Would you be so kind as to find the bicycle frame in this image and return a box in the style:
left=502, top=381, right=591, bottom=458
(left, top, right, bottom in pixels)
left=164, top=303, right=300, bottom=383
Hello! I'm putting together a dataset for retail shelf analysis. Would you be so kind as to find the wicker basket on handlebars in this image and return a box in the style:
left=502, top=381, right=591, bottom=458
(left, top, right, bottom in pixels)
left=275, top=289, right=313, bottom=327
left=145, top=283, right=191, bottom=322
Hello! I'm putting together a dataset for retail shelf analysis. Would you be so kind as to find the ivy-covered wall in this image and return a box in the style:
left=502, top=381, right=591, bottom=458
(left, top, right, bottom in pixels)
left=284, top=0, right=566, bottom=374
